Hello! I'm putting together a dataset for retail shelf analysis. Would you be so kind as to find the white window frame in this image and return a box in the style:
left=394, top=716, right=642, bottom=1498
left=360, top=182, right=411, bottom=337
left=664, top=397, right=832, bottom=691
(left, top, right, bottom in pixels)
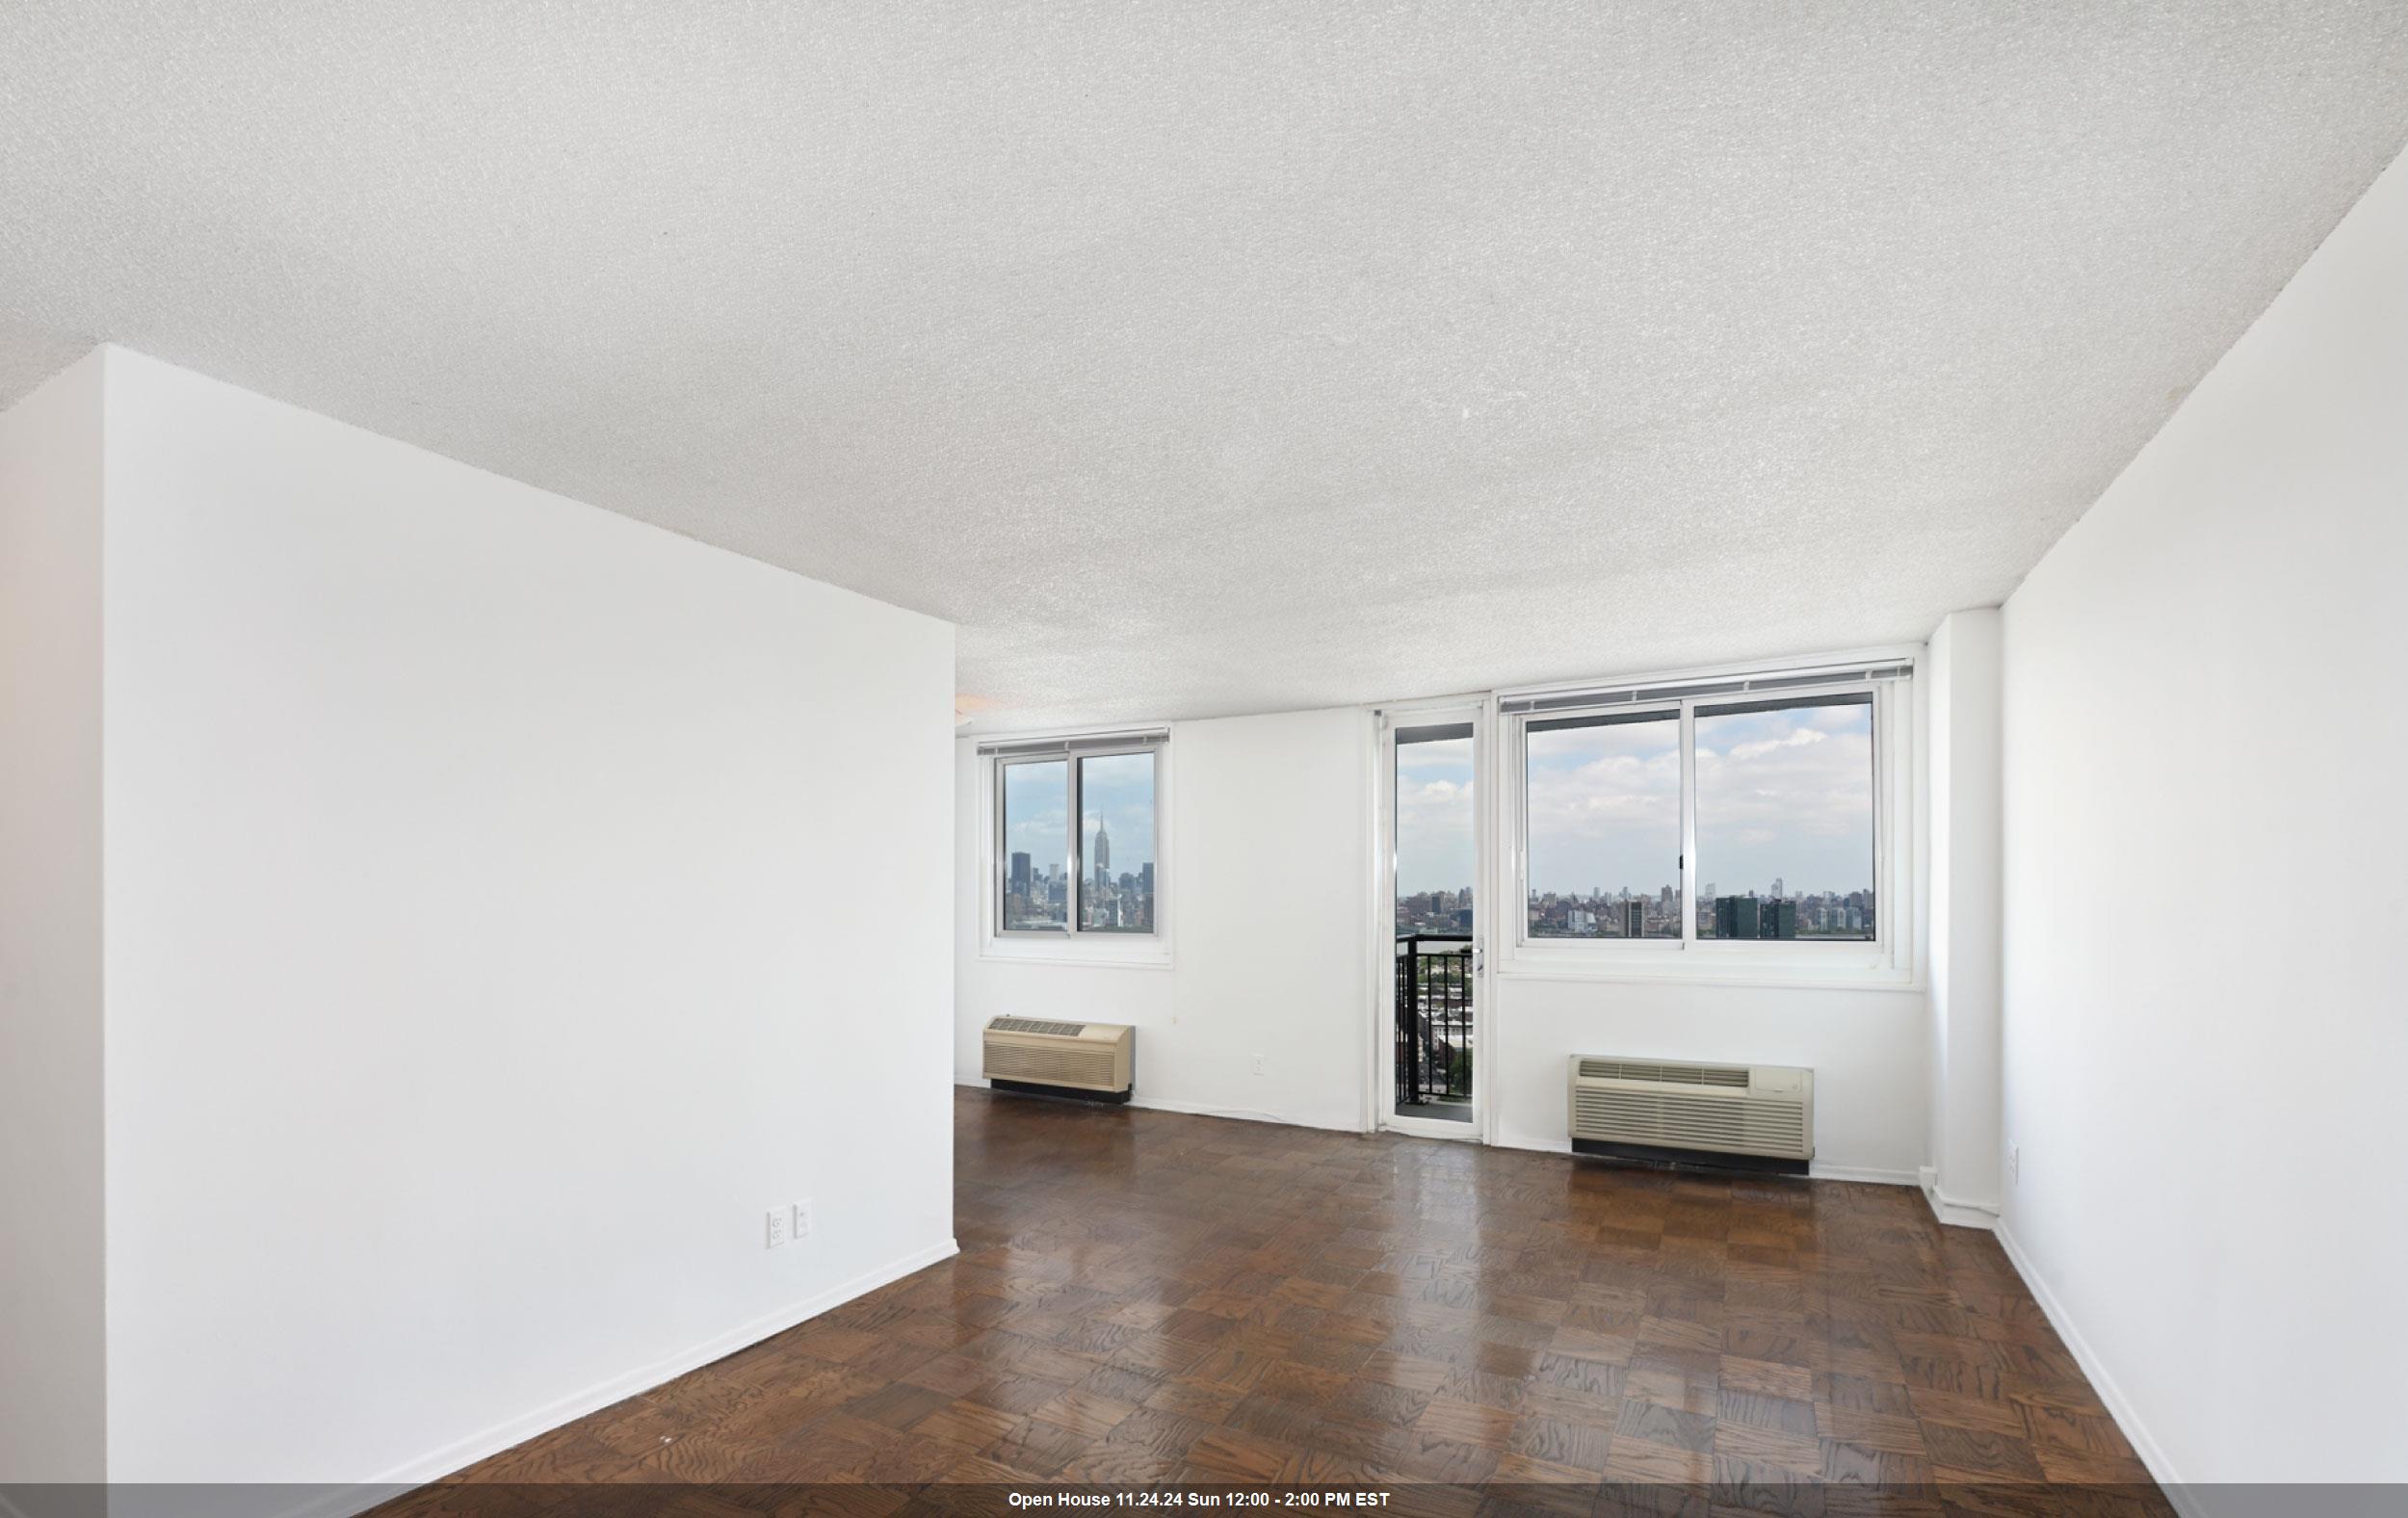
left=1373, top=698, right=1493, bottom=1142
left=980, top=729, right=1171, bottom=968
left=1503, top=662, right=1913, bottom=986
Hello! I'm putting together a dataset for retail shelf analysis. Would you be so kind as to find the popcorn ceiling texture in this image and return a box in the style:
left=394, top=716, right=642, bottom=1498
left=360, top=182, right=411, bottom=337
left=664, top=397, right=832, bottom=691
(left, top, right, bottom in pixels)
left=4, top=3, right=2404, bottom=731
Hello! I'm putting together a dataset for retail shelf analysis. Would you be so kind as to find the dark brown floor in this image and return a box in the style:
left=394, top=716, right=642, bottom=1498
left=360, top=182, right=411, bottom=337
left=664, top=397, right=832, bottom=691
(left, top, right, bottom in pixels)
left=411, top=1087, right=2160, bottom=1504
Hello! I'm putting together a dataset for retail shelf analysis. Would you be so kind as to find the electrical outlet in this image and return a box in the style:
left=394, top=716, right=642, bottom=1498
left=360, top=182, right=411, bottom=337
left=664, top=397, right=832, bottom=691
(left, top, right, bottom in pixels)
left=791, top=1199, right=814, bottom=1239
left=765, top=1208, right=790, bottom=1249
left=1251, top=1053, right=1266, bottom=1076
left=2008, top=1142, right=2020, bottom=1184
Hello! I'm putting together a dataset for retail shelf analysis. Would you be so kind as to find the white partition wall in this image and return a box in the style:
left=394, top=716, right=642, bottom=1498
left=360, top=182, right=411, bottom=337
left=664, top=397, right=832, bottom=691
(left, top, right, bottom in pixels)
left=1999, top=154, right=2408, bottom=1486
left=1923, top=608, right=2004, bottom=1225
left=2, top=348, right=958, bottom=1490
left=0, top=353, right=109, bottom=1485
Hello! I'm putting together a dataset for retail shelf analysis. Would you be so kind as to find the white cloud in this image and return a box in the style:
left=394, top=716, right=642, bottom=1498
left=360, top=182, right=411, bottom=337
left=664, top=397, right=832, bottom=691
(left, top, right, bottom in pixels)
left=1396, top=746, right=1476, bottom=892
left=1694, top=705, right=1873, bottom=893
left=1523, top=722, right=1682, bottom=895
left=1395, top=704, right=1877, bottom=901
left=1727, top=728, right=1825, bottom=762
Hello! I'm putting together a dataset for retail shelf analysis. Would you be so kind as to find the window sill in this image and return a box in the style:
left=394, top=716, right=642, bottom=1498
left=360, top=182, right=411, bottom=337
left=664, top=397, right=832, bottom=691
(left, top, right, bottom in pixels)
left=980, top=940, right=1173, bottom=971
left=1497, top=958, right=1919, bottom=993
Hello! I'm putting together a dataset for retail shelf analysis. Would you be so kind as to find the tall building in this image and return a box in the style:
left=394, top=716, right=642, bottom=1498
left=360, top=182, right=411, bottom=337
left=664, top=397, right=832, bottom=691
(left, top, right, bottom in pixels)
left=1009, top=851, right=1031, bottom=894
left=1624, top=899, right=1644, bottom=937
left=1714, top=895, right=1761, bottom=939
left=1092, top=819, right=1111, bottom=875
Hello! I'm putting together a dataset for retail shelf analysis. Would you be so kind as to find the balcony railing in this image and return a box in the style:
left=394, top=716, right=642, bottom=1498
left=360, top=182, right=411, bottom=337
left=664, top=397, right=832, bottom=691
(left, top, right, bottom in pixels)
left=1394, top=933, right=1472, bottom=1110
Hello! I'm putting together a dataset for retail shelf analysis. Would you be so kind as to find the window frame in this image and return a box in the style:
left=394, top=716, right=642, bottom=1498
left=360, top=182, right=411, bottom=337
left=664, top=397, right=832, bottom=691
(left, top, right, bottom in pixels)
left=1506, top=672, right=1908, bottom=981
left=994, top=753, right=1077, bottom=936
left=982, top=733, right=1170, bottom=966
left=1069, top=746, right=1159, bottom=935
left=1520, top=704, right=1688, bottom=949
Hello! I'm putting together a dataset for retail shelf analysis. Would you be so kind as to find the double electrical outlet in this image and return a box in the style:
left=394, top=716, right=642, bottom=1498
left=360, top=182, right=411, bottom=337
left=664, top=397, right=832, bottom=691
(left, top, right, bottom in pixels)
left=764, top=1198, right=815, bottom=1249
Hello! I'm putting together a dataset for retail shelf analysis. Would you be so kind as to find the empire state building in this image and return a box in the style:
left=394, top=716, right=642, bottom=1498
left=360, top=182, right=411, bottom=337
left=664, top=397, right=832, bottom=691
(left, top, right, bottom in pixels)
left=1091, top=818, right=1111, bottom=886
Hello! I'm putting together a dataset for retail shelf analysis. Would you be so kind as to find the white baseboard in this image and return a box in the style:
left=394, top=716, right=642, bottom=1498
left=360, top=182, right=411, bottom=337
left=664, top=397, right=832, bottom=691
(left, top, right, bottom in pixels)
left=226, top=1484, right=414, bottom=1518
left=1807, top=1163, right=1919, bottom=1186
left=2, top=1480, right=407, bottom=1518
left=0, top=1490, right=114, bottom=1518
left=1993, top=1222, right=2199, bottom=1514
left=1127, top=1094, right=1360, bottom=1133
left=1490, top=1131, right=1571, bottom=1155
left=974, top=1085, right=1921, bottom=1189
left=1919, top=1165, right=2001, bottom=1229
left=346, top=1235, right=959, bottom=1509
left=0, top=1239, right=961, bottom=1518
left=957, top=1080, right=1355, bottom=1135
left=1493, top=1130, right=1917, bottom=1187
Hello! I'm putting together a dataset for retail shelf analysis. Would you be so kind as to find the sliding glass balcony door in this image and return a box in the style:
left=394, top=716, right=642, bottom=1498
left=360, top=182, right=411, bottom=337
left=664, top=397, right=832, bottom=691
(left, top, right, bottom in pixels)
left=1384, top=708, right=1481, bottom=1136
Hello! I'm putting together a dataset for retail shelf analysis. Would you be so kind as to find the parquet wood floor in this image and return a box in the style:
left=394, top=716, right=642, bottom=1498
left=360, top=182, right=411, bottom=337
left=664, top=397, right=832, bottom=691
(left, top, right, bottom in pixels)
left=394, top=1087, right=2167, bottom=1513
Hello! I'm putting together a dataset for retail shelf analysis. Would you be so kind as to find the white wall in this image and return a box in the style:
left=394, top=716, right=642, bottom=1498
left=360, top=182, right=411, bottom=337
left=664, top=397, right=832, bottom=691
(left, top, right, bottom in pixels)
left=93, top=350, right=957, bottom=1484
left=955, top=708, right=1374, bottom=1132
left=1922, top=609, right=2002, bottom=1222
left=957, top=705, right=1930, bottom=1178
left=1999, top=150, right=2408, bottom=1487
left=0, top=353, right=108, bottom=1483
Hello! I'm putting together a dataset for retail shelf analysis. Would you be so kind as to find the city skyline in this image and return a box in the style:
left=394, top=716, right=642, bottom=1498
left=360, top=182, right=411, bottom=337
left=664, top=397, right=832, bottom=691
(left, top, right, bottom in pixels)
left=1004, top=709, right=1872, bottom=937
left=999, top=752, right=1156, bottom=931
left=1396, top=703, right=1873, bottom=900
left=1395, top=703, right=1876, bottom=940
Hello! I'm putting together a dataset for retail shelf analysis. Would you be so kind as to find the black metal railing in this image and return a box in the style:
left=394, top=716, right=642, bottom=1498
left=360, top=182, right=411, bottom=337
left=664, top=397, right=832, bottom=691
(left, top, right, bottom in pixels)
left=1394, top=933, right=1473, bottom=1108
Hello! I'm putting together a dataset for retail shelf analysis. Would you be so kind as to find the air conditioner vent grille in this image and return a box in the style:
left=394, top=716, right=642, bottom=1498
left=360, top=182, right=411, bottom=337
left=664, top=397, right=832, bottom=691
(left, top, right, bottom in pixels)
left=989, top=1016, right=1086, bottom=1036
left=1574, top=1058, right=1748, bottom=1087
left=1572, top=1089, right=1806, bottom=1151
left=1568, top=1054, right=1812, bottom=1162
left=984, top=1041, right=1116, bottom=1086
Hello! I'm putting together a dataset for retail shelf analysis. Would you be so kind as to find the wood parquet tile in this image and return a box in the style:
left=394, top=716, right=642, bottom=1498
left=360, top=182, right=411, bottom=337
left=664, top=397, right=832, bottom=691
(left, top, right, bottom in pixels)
left=398, top=1087, right=2171, bottom=1512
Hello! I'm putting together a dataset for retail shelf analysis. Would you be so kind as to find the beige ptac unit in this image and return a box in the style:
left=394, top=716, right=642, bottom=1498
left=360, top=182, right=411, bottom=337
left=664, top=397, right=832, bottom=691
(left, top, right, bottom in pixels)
left=982, top=1017, right=1135, bottom=1103
left=1568, top=1055, right=1814, bottom=1174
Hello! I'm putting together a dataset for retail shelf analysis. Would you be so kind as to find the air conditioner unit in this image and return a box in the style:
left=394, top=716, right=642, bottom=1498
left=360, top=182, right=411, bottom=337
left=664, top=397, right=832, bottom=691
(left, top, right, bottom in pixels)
left=1568, top=1056, right=1813, bottom=1174
left=983, top=1017, right=1135, bottom=1104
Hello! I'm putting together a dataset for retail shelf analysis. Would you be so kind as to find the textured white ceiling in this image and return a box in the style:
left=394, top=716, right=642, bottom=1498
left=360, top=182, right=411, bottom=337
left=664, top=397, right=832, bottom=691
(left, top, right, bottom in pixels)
left=5, top=4, right=2405, bottom=732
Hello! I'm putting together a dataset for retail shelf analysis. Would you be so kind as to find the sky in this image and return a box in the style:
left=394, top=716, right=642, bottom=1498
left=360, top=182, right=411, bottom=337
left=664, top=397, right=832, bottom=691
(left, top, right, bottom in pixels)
left=1004, top=709, right=1871, bottom=903
left=1396, top=737, right=1477, bottom=894
left=1079, top=751, right=1156, bottom=873
left=1001, top=754, right=1156, bottom=875
left=1396, top=702, right=1874, bottom=899
left=1523, top=715, right=1678, bottom=901
left=1690, top=702, right=1872, bottom=899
